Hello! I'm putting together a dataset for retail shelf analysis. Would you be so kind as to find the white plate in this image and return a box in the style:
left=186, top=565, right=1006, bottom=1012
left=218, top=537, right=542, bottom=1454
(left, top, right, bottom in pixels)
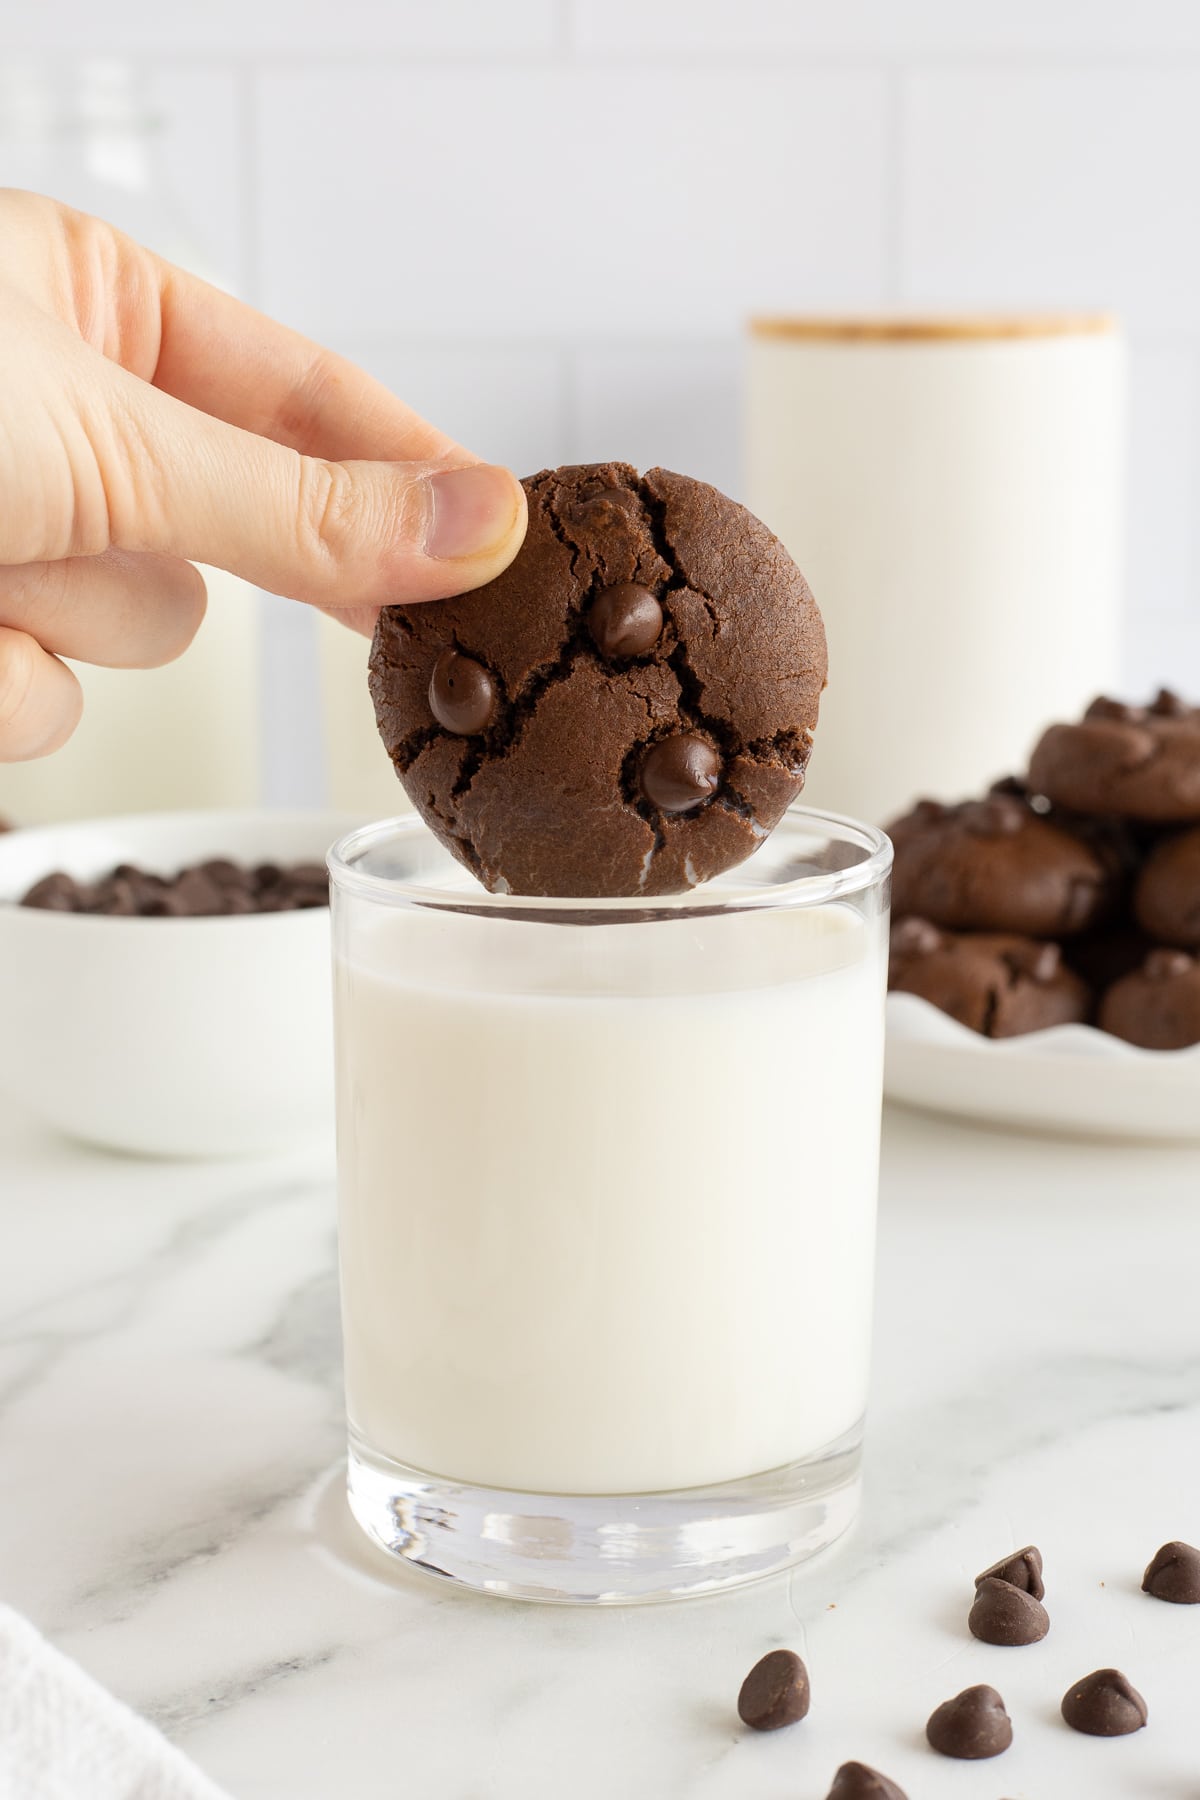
left=885, top=991, right=1200, bottom=1141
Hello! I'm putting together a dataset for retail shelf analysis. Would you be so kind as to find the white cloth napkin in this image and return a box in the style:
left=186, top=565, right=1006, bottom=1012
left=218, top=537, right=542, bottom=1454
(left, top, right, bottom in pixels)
left=0, top=1605, right=232, bottom=1800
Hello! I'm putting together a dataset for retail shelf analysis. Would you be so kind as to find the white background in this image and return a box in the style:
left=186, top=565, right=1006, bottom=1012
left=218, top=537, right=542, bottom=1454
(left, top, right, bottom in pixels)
left=1, top=1, right=1198, bottom=799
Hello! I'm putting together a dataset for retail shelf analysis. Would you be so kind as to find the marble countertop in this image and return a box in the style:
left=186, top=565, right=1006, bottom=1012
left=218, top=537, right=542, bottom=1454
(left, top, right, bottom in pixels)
left=3, top=1096, right=1199, bottom=1800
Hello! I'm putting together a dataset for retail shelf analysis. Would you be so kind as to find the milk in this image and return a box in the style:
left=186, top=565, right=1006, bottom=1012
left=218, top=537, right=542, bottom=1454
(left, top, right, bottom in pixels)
left=335, top=901, right=886, bottom=1496
left=0, top=565, right=259, bottom=823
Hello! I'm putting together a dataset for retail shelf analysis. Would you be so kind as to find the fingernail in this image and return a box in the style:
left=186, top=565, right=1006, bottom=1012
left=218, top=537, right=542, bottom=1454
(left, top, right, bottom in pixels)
left=426, top=464, right=521, bottom=560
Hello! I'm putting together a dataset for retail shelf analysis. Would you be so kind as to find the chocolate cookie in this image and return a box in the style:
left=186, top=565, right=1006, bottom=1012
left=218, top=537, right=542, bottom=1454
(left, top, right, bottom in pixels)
left=1028, top=690, right=1200, bottom=822
left=889, top=918, right=1090, bottom=1037
left=369, top=463, right=826, bottom=897
left=887, top=794, right=1114, bottom=936
left=1098, top=948, right=1200, bottom=1048
left=1133, top=826, right=1200, bottom=945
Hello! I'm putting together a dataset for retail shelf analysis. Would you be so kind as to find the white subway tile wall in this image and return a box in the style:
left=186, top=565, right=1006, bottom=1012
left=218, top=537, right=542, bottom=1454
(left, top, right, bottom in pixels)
left=1, top=1, right=1196, bottom=799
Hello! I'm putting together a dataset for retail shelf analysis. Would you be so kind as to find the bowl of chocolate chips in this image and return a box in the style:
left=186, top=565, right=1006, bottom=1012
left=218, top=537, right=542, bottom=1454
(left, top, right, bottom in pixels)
left=0, top=810, right=358, bottom=1157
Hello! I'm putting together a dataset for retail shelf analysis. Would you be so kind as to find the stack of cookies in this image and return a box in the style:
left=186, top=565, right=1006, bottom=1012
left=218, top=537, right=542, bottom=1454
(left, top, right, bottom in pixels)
left=887, top=691, right=1200, bottom=1048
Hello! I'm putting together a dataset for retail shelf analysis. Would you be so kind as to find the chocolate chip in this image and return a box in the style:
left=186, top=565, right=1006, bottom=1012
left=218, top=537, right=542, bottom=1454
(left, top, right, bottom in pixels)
left=1085, top=696, right=1145, bottom=724
left=961, top=795, right=1026, bottom=837
left=1144, top=948, right=1193, bottom=980
left=968, top=1576, right=1050, bottom=1646
left=20, top=872, right=85, bottom=911
left=926, top=1685, right=1013, bottom=1759
left=428, top=649, right=497, bottom=735
left=1152, top=687, right=1189, bottom=717
left=588, top=583, right=664, bottom=659
left=976, top=1544, right=1045, bottom=1599
left=198, top=858, right=245, bottom=888
left=1143, top=1540, right=1200, bottom=1604
left=891, top=916, right=942, bottom=957
left=20, top=857, right=329, bottom=917
left=736, top=1649, right=810, bottom=1731
left=825, top=1761, right=907, bottom=1799
left=1061, top=1668, right=1147, bottom=1736
left=641, top=734, right=722, bottom=814
left=90, top=875, right=141, bottom=916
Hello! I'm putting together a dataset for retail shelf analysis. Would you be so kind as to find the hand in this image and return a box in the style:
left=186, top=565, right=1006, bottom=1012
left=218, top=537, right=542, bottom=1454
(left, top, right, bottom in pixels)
left=0, top=190, right=528, bottom=760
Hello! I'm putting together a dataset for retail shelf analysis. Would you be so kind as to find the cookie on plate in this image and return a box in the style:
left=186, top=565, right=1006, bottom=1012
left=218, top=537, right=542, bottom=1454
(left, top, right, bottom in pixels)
left=888, top=918, right=1090, bottom=1038
left=369, top=463, right=827, bottom=897
left=1133, top=826, right=1200, bottom=947
left=1028, top=691, right=1200, bottom=822
left=1099, top=949, right=1200, bottom=1049
left=887, top=793, right=1115, bottom=937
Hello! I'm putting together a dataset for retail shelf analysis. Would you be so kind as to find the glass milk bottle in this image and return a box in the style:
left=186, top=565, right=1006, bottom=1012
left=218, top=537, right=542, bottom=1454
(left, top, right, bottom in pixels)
left=0, top=60, right=259, bottom=824
left=747, top=315, right=1124, bottom=825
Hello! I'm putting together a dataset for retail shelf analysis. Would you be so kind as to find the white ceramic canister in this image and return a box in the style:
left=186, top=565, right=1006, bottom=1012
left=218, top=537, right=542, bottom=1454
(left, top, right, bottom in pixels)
left=746, top=316, right=1125, bottom=825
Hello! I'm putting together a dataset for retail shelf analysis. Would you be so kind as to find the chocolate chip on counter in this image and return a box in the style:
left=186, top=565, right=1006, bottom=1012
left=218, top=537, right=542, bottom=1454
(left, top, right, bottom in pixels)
left=641, top=734, right=722, bottom=814
left=1061, top=1668, right=1147, bottom=1736
left=428, top=648, right=497, bottom=735
left=968, top=1576, right=1050, bottom=1646
left=736, top=1648, right=810, bottom=1732
left=1142, top=1540, right=1200, bottom=1604
left=20, top=872, right=86, bottom=911
left=976, top=1545, right=1045, bottom=1600
left=825, top=1760, right=908, bottom=1799
left=926, top=1684, right=1013, bottom=1759
left=588, top=583, right=664, bottom=660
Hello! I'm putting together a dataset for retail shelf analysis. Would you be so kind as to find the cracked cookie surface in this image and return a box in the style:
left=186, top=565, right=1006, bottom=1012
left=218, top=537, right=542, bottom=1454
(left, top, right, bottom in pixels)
left=368, top=462, right=827, bottom=896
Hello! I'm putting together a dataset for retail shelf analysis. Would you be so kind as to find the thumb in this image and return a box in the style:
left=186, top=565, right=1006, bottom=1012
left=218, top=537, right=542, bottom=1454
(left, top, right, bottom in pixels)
left=92, top=364, right=527, bottom=608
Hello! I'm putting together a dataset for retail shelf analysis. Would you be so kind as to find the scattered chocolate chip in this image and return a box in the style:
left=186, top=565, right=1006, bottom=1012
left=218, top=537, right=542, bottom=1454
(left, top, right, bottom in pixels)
left=1061, top=1668, right=1147, bottom=1736
left=968, top=1576, right=1050, bottom=1646
left=641, top=734, right=722, bottom=814
left=825, top=1761, right=907, bottom=1799
left=1144, top=948, right=1193, bottom=980
left=1143, top=1540, right=1200, bottom=1603
left=1152, top=687, right=1189, bottom=716
left=588, top=583, right=664, bottom=659
left=976, top=1545, right=1045, bottom=1599
left=428, top=648, right=497, bottom=735
left=961, top=795, right=1027, bottom=836
left=926, top=1685, right=1013, bottom=1760
left=736, top=1649, right=810, bottom=1732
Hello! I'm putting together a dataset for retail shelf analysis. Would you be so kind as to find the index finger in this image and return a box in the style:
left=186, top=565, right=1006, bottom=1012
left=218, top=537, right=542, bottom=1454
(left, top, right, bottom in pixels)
left=148, top=261, right=464, bottom=466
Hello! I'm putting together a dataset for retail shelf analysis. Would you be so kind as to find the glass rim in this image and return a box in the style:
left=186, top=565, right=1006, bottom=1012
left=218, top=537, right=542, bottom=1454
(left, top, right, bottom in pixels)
left=327, top=806, right=892, bottom=918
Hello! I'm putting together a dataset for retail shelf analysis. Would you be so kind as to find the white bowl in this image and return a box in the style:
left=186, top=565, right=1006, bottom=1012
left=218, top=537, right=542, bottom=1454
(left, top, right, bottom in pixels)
left=886, top=990, right=1200, bottom=1141
left=0, top=810, right=361, bottom=1158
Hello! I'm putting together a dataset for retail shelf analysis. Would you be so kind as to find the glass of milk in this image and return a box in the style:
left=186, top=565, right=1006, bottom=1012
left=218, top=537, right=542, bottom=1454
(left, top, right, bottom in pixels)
left=329, top=807, right=891, bottom=1603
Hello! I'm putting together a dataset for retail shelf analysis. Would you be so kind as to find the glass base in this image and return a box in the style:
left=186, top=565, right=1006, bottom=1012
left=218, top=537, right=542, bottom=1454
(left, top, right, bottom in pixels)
left=346, top=1422, right=863, bottom=1604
